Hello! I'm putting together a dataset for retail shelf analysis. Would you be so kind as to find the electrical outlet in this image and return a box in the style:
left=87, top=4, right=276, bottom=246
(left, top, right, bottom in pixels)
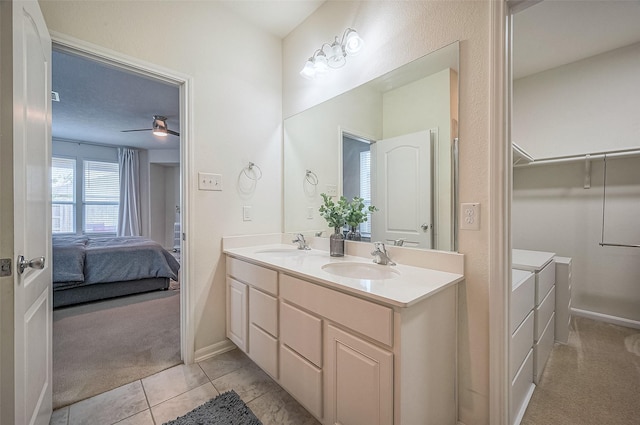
left=326, top=184, right=338, bottom=197
left=307, top=207, right=314, bottom=219
left=460, top=203, right=480, bottom=230
left=198, top=172, right=222, bottom=191
left=243, top=206, right=252, bottom=221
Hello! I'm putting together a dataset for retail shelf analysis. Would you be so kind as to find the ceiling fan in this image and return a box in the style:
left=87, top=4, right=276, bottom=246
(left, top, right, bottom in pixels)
left=121, top=115, right=180, bottom=137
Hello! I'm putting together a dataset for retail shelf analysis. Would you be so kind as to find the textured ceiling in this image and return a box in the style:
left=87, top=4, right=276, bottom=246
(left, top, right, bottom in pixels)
left=52, top=49, right=180, bottom=150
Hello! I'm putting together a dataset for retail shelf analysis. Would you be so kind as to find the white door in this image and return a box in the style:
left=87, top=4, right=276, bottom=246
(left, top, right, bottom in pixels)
left=12, top=1, right=53, bottom=424
left=372, top=130, right=432, bottom=249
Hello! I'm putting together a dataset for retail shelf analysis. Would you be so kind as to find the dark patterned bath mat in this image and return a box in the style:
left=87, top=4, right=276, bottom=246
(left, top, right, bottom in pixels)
left=162, top=390, right=262, bottom=425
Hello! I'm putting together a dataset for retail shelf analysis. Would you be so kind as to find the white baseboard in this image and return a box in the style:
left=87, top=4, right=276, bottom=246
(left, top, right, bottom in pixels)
left=571, top=308, right=640, bottom=329
left=194, top=339, right=237, bottom=363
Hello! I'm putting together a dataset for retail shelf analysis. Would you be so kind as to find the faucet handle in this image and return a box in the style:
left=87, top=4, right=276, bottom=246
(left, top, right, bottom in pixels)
left=292, top=233, right=310, bottom=250
left=373, top=241, right=386, bottom=252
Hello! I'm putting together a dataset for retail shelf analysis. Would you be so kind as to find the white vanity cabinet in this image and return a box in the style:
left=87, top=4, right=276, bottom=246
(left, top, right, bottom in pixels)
left=225, top=254, right=459, bottom=425
left=226, top=277, right=248, bottom=353
left=226, top=257, right=279, bottom=378
left=279, top=273, right=395, bottom=425
left=326, top=324, right=394, bottom=425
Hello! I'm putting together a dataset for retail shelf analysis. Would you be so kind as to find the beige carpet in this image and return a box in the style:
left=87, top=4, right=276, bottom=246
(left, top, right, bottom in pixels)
left=522, top=316, right=640, bottom=425
left=53, top=287, right=181, bottom=409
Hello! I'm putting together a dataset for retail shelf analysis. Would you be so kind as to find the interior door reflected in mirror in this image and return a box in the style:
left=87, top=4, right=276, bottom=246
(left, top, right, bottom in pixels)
left=284, top=41, right=459, bottom=252
left=342, top=130, right=435, bottom=249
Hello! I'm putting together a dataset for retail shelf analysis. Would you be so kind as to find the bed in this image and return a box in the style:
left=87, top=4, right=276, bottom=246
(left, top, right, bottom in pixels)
left=52, top=235, right=180, bottom=308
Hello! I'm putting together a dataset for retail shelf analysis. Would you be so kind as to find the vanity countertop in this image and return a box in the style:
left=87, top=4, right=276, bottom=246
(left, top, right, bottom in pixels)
left=223, top=244, right=464, bottom=308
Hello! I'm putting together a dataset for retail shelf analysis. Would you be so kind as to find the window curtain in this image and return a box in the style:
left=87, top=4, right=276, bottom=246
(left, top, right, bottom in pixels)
left=117, top=148, right=141, bottom=236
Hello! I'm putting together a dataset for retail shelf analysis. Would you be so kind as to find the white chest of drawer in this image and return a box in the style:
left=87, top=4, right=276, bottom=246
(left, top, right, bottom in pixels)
left=511, top=269, right=535, bottom=333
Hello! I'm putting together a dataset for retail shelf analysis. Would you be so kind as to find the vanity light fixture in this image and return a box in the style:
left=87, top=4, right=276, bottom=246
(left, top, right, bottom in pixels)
left=300, top=28, right=364, bottom=80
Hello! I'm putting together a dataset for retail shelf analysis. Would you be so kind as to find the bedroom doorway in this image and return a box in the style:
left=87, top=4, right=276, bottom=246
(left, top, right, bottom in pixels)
left=50, top=36, right=191, bottom=408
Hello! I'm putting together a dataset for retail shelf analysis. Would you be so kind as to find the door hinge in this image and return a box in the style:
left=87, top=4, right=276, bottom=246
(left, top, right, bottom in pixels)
left=0, top=258, right=12, bottom=277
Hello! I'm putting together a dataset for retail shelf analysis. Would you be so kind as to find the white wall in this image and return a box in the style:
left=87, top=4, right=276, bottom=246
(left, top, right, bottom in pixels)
left=283, top=3, right=492, bottom=424
left=512, top=43, right=640, bottom=324
left=513, top=42, right=640, bottom=158
left=40, top=1, right=283, bottom=355
left=382, top=68, right=456, bottom=250
left=284, top=84, right=382, bottom=235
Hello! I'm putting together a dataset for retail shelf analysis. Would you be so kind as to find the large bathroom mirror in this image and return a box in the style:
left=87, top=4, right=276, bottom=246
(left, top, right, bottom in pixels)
left=284, top=41, right=459, bottom=252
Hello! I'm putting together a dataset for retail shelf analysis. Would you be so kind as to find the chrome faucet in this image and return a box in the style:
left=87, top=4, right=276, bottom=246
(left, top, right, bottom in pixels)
left=371, top=242, right=396, bottom=266
left=292, top=233, right=311, bottom=250
left=392, top=238, right=405, bottom=246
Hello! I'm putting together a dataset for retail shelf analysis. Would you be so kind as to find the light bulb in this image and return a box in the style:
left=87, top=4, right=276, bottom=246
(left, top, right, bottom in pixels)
left=328, top=40, right=346, bottom=68
left=314, top=52, right=329, bottom=75
left=344, top=30, right=364, bottom=56
left=300, top=59, right=316, bottom=79
left=153, top=130, right=168, bottom=137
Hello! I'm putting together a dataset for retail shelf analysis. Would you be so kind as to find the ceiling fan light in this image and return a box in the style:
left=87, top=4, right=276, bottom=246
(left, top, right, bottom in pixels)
left=153, top=129, right=168, bottom=137
left=152, top=116, right=169, bottom=137
left=343, top=29, right=364, bottom=56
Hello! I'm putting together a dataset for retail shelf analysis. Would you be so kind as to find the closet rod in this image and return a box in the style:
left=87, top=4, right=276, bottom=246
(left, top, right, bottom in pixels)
left=514, top=147, right=640, bottom=167
left=599, top=242, right=640, bottom=248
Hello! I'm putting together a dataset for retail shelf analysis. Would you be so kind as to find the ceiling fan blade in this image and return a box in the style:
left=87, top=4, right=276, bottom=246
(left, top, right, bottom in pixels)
left=121, top=128, right=152, bottom=133
left=167, top=129, right=180, bottom=136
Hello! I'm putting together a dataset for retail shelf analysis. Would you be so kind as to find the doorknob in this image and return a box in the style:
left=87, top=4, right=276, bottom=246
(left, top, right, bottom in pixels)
left=421, top=223, right=431, bottom=232
left=17, top=255, right=45, bottom=274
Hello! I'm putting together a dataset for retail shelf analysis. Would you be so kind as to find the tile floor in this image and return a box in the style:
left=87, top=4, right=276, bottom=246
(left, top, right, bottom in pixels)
left=50, top=349, right=321, bottom=425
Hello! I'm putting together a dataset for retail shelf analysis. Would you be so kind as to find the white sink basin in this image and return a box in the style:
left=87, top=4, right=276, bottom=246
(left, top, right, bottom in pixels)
left=321, top=262, right=400, bottom=280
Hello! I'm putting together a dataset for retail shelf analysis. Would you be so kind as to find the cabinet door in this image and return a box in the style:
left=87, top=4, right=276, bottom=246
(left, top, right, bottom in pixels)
left=326, top=325, right=393, bottom=425
left=226, top=277, right=248, bottom=353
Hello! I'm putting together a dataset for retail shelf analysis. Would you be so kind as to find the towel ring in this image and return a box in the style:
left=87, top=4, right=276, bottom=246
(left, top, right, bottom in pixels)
left=243, top=162, right=262, bottom=181
left=305, top=170, right=318, bottom=186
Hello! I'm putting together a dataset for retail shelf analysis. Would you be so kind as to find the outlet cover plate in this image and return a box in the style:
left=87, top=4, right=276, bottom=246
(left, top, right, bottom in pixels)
left=461, top=203, right=480, bottom=230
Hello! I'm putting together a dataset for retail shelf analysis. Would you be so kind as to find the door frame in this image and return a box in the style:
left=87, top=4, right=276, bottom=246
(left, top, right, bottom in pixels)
left=50, top=31, right=195, bottom=364
left=489, top=0, right=511, bottom=424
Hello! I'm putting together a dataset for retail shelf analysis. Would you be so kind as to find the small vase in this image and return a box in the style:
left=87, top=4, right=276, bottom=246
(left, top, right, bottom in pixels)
left=330, top=227, right=345, bottom=257
left=346, top=225, right=361, bottom=241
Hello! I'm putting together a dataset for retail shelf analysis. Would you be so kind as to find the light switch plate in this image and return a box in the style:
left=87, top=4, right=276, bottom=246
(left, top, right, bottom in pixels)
left=198, top=172, right=222, bottom=191
left=326, top=184, right=337, bottom=197
left=243, top=206, right=252, bottom=221
left=460, top=203, right=480, bottom=230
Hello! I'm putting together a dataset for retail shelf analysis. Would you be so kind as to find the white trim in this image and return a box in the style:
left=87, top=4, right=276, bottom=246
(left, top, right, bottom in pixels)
left=489, top=1, right=511, bottom=425
left=48, top=32, right=196, bottom=364
left=571, top=308, right=640, bottom=330
left=511, top=383, right=535, bottom=425
left=194, top=339, right=238, bottom=363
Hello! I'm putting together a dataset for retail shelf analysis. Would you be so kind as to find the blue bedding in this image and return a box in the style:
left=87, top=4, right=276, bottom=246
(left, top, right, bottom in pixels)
left=52, top=235, right=180, bottom=289
left=52, top=235, right=88, bottom=287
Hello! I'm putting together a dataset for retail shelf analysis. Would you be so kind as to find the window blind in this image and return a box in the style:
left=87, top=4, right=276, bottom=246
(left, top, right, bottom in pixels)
left=83, top=160, right=119, bottom=233
left=52, top=157, right=76, bottom=233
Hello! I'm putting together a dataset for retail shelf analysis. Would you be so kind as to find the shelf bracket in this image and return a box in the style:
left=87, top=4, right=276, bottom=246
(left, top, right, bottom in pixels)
left=584, top=155, right=591, bottom=189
